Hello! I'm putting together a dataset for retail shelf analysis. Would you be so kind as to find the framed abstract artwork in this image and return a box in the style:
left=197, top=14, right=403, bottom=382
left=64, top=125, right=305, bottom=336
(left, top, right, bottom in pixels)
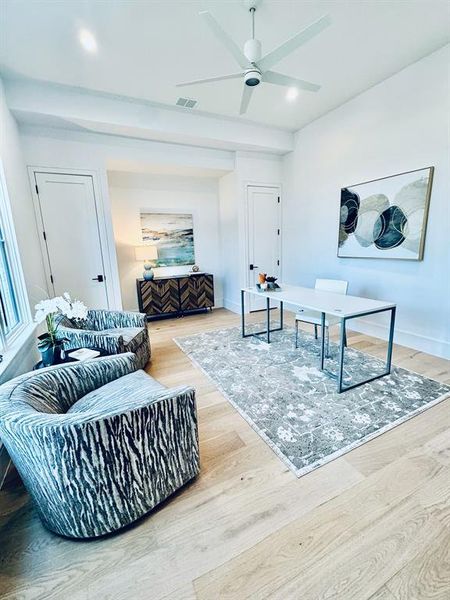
left=140, top=212, right=195, bottom=267
left=338, top=166, right=434, bottom=260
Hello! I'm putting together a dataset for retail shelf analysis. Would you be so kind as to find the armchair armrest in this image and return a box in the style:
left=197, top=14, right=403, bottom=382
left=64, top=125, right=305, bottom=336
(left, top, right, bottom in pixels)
left=88, top=309, right=147, bottom=330
left=5, top=384, right=194, bottom=428
left=114, top=310, right=147, bottom=328
left=57, top=326, right=127, bottom=354
left=13, top=353, right=137, bottom=410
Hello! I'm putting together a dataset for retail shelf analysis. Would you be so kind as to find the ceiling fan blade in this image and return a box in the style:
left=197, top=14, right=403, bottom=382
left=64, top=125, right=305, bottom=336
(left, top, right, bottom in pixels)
left=200, top=11, right=248, bottom=69
left=263, top=70, right=320, bottom=92
left=257, top=14, right=331, bottom=72
left=239, top=85, right=253, bottom=115
left=177, top=73, right=243, bottom=87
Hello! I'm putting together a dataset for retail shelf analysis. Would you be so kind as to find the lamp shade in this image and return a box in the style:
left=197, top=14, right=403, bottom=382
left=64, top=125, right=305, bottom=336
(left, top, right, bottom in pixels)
left=135, top=245, right=158, bottom=261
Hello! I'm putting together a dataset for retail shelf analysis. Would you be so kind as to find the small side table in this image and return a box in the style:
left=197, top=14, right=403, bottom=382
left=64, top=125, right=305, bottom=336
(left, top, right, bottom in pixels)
left=33, top=347, right=110, bottom=370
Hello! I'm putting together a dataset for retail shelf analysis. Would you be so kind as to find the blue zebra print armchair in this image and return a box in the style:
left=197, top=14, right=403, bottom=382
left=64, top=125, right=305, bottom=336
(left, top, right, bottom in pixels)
left=0, top=353, right=199, bottom=538
left=57, top=309, right=150, bottom=369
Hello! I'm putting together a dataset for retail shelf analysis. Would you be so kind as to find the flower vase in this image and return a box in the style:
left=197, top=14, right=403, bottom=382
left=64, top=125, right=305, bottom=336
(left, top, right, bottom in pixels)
left=38, top=338, right=65, bottom=367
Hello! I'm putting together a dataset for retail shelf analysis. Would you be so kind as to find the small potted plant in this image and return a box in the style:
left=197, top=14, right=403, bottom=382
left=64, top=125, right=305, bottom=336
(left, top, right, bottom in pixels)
left=265, top=276, right=280, bottom=290
left=34, top=293, right=88, bottom=367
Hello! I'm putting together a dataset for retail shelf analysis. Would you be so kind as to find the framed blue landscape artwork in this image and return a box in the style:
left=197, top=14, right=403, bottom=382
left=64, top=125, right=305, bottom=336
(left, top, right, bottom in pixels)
left=140, top=212, right=195, bottom=267
left=338, top=166, right=434, bottom=260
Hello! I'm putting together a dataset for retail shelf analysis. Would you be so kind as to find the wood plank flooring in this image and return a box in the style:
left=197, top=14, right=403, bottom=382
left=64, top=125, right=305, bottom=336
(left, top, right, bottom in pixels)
left=0, top=308, right=449, bottom=600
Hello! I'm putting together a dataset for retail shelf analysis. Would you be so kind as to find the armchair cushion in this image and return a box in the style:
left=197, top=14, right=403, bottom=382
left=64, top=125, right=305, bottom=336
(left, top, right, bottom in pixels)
left=68, top=369, right=165, bottom=414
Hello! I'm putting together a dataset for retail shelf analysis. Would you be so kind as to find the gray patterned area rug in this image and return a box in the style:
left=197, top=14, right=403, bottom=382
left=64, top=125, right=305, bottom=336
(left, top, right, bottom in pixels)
left=174, top=326, right=450, bottom=478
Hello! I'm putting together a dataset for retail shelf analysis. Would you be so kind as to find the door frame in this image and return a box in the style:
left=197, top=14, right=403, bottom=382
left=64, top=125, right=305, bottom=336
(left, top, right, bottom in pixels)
left=29, top=167, right=112, bottom=307
left=244, top=182, right=282, bottom=293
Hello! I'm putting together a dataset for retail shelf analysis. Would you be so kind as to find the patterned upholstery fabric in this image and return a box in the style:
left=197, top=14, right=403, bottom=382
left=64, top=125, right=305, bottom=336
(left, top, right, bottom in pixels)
left=67, top=370, right=166, bottom=414
left=0, top=353, right=199, bottom=539
left=57, top=309, right=151, bottom=369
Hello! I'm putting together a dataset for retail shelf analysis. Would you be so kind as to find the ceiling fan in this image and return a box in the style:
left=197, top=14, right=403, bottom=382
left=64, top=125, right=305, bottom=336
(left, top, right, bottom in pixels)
left=176, top=0, right=331, bottom=115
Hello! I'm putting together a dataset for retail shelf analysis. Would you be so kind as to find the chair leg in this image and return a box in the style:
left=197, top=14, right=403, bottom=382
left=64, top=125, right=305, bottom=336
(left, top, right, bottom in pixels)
left=326, top=326, right=330, bottom=358
left=295, top=319, right=299, bottom=349
left=314, top=324, right=318, bottom=340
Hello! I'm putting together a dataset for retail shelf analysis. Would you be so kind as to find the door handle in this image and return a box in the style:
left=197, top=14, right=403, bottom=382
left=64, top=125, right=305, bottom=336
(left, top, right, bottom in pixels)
left=92, top=275, right=104, bottom=282
left=249, top=264, right=259, bottom=271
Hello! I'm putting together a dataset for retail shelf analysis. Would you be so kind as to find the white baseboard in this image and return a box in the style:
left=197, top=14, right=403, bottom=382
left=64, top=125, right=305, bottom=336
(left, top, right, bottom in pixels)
left=223, top=298, right=241, bottom=314
left=349, top=319, right=450, bottom=360
left=213, top=297, right=223, bottom=309
left=224, top=298, right=299, bottom=315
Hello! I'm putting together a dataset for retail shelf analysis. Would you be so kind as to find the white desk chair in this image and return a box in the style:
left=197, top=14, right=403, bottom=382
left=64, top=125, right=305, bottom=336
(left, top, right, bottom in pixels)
left=295, top=279, right=349, bottom=354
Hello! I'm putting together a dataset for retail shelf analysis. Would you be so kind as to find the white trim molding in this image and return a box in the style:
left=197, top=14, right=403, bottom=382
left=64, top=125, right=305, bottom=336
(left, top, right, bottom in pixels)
left=349, top=319, right=450, bottom=360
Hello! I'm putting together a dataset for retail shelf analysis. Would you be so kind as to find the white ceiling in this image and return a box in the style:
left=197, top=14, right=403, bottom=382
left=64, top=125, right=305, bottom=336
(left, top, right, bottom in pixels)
left=1, top=0, right=449, bottom=131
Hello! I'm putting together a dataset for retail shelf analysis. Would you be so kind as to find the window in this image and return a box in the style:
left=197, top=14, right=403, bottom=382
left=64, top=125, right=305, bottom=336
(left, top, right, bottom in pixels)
left=0, top=224, right=20, bottom=335
left=0, top=160, right=30, bottom=352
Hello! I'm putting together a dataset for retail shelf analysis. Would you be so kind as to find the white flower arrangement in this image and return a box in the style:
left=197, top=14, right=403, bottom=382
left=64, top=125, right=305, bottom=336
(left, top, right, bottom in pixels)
left=35, top=292, right=88, bottom=349
left=35, top=293, right=87, bottom=323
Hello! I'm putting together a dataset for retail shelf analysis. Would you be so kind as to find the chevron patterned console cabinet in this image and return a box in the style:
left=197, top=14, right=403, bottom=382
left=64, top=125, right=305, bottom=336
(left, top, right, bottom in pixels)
left=137, top=274, right=214, bottom=320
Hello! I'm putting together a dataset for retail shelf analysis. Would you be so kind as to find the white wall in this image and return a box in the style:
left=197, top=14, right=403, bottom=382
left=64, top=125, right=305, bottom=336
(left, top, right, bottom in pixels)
left=283, top=45, right=450, bottom=358
left=219, top=151, right=283, bottom=312
left=108, top=171, right=223, bottom=311
left=19, top=125, right=235, bottom=310
left=0, top=79, right=46, bottom=312
left=20, top=126, right=282, bottom=314
left=219, top=170, right=239, bottom=311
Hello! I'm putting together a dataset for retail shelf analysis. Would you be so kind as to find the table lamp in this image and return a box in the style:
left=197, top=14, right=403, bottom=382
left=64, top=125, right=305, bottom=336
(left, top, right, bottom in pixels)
left=135, top=245, right=158, bottom=280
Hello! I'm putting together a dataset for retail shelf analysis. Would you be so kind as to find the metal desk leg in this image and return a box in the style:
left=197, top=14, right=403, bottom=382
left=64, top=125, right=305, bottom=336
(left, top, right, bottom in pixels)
left=241, top=289, right=245, bottom=338
left=337, top=306, right=396, bottom=393
left=386, top=306, right=396, bottom=373
left=337, top=318, right=346, bottom=393
left=241, top=290, right=284, bottom=343
left=320, top=312, right=326, bottom=370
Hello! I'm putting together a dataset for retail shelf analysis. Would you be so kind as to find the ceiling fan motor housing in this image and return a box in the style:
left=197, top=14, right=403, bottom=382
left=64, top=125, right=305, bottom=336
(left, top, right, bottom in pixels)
left=244, top=38, right=261, bottom=63
left=244, top=67, right=262, bottom=86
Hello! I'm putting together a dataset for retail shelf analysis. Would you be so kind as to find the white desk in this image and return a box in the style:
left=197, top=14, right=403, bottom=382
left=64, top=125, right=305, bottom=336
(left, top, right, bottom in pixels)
left=240, top=284, right=396, bottom=393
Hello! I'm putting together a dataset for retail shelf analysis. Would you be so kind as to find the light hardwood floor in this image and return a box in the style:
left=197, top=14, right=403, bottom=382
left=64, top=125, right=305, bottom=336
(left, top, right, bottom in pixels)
left=0, top=308, right=449, bottom=600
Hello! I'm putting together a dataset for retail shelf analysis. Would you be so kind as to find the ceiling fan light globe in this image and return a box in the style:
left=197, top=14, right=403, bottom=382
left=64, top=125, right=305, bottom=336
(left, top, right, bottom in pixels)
left=244, top=38, right=262, bottom=63
left=244, top=68, right=261, bottom=86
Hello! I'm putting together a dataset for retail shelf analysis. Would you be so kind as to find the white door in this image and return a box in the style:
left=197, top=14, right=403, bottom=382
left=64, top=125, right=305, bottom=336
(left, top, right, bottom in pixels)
left=34, top=172, right=108, bottom=308
left=247, top=185, right=281, bottom=311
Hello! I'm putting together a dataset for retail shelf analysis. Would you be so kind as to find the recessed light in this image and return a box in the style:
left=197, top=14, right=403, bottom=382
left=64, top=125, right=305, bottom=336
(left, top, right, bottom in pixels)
left=286, top=87, right=299, bottom=102
left=79, top=28, right=98, bottom=54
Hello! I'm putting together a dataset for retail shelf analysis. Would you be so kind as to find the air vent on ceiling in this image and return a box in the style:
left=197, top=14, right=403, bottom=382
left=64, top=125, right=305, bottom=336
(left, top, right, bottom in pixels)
left=176, top=97, right=198, bottom=109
